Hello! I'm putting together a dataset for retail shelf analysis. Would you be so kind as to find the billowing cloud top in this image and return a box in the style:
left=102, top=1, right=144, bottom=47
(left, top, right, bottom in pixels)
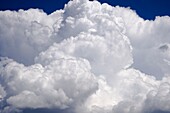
left=0, top=0, right=170, bottom=113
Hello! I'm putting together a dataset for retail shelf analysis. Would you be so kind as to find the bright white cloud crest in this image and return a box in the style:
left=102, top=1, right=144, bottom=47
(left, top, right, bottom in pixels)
left=0, top=0, right=170, bottom=113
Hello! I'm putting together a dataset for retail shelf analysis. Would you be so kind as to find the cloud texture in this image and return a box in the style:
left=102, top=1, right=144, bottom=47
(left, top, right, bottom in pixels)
left=0, top=0, right=170, bottom=113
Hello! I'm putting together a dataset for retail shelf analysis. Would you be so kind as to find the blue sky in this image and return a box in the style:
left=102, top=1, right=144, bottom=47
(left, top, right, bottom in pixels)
left=0, top=0, right=170, bottom=20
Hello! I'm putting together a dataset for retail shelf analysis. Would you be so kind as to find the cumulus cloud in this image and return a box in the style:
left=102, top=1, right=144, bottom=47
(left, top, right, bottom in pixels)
left=113, top=7, right=170, bottom=79
left=0, top=0, right=170, bottom=113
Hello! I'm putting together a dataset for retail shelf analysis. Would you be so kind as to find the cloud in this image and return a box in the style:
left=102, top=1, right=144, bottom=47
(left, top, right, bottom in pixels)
left=0, top=57, right=97, bottom=112
left=0, top=0, right=170, bottom=113
left=113, top=7, right=170, bottom=79
left=0, top=9, right=62, bottom=65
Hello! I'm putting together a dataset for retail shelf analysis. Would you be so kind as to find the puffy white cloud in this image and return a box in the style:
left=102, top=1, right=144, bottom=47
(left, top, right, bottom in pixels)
left=0, top=0, right=170, bottom=113
left=0, top=9, right=63, bottom=65
left=143, top=76, right=170, bottom=113
left=0, top=85, right=6, bottom=99
left=36, top=32, right=132, bottom=79
left=112, top=7, right=170, bottom=79
left=0, top=57, right=97, bottom=111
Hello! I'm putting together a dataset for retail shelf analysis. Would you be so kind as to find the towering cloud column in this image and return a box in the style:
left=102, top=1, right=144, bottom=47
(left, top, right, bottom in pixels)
left=0, top=0, right=170, bottom=113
